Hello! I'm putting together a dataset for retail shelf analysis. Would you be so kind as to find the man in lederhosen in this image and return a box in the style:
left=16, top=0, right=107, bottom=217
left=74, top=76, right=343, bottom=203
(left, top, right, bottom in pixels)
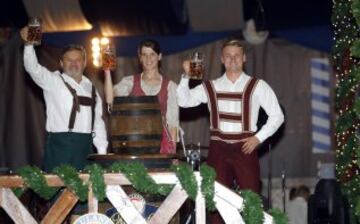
left=20, top=27, right=108, bottom=172
left=177, top=38, right=284, bottom=223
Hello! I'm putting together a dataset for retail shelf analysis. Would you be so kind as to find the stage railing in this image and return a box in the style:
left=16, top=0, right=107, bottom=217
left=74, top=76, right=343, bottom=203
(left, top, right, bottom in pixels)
left=0, top=172, right=273, bottom=224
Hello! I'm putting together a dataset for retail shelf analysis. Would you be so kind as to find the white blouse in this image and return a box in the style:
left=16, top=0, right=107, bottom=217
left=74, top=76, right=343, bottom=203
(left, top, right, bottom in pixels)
left=113, top=74, right=179, bottom=128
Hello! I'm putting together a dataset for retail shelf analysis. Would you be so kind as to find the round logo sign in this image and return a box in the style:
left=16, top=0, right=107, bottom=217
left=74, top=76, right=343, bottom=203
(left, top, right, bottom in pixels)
left=73, top=213, right=114, bottom=224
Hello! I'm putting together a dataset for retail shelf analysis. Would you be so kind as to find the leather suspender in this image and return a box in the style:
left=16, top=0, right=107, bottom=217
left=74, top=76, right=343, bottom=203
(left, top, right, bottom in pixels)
left=59, top=75, right=96, bottom=132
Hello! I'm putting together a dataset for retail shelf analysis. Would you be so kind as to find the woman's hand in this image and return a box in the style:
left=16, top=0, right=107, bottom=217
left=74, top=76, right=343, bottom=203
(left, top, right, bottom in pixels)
left=182, top=60, right=191, bottom=76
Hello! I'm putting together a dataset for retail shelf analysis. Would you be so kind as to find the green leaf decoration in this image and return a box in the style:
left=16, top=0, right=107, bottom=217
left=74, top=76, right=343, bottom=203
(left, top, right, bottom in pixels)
left=53, top=164, right=88, bottom=202
left=16, top=166, right=58, bottom=200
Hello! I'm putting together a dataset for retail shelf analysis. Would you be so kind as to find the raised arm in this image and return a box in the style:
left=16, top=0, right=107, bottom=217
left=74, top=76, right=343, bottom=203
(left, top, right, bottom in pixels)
left=104, top=69, right=114, bottom=105
left=21, top=27, right=57, bottom=90
left=166, top=81, right=179, bottom=144
left=176, top=60, right=208, bottom=108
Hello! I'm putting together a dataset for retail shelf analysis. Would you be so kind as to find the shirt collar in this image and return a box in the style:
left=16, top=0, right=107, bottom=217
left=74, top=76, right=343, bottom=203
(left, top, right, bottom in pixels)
left=61, top=73, right=90, bottom=86
left=222, top=71, right=248, bottom=85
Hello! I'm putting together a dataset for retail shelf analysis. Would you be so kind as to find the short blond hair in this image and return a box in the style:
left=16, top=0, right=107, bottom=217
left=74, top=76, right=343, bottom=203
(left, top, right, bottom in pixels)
left=222, top=38, right=244, bottom=50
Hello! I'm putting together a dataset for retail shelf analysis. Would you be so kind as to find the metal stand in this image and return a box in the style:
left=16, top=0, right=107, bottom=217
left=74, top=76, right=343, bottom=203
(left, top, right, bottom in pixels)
left=178, top=128, right=199, bottom=224
left=267, top=143, right=272, bottom=209
left=281, top=167, right=286, bottom=213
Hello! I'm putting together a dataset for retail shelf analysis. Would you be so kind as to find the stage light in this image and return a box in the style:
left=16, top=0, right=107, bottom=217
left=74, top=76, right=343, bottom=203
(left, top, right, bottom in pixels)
left=91, top=37, right=100, bottom=45
left=91, top=36, right=116, bottom=70
left=91, top=37, right=110, bottom=67
left=100, top=37, right=109, bottom=45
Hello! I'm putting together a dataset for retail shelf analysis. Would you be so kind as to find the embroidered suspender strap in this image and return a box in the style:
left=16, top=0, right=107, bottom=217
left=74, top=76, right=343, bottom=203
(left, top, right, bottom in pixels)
left=210, top=130, right=254, bottom=141
left=203, top=81, right=219, bottom=129
left=59, top=75, right=79, bottom=130
left=216, top=93, right=242, bottom=100
left=242, top=77, right=259, bottom=131
left=59, top=75, right=96, bottom=131
left=219, top=113, right=242, bottom=122
left=76, top=86, right=96, bottom=131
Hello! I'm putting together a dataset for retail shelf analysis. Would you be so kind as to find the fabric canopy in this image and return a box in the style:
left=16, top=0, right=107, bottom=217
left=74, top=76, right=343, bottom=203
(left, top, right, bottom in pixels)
left=23, top=0, right=92, bottom=32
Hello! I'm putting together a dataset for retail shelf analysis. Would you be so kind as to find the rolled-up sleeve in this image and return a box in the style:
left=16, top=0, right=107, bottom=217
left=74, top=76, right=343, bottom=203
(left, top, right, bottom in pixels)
left=254, top=80, right=284, bottom=143
left=93, top=91, right=109, bottom=154
left=176, top=76, right=208, bottom=108
left=23, top=45, right=57, bottom=90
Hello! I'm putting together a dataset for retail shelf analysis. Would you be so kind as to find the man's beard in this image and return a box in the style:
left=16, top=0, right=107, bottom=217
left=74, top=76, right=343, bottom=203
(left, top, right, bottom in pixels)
left=66, top=68, right=83, bottom=78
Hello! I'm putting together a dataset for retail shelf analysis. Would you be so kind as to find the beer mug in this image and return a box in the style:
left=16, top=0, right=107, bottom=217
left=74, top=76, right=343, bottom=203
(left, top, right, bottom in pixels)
left=189, top=52, right=204, bottom=80
left=102, top=44, right=117, bottom=71
left=27, top=17, right=42, bottom=46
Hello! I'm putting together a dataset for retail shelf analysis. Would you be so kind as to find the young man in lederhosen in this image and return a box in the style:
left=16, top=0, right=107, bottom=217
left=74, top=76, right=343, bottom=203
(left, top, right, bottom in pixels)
left=177, top=38, right=284, bottom=224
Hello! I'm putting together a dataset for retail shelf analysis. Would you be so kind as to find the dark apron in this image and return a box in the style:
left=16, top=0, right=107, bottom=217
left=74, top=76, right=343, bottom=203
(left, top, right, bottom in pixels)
left=43, top=76, right=96, bottom=172
left=43, top=132, right=93, bottom=172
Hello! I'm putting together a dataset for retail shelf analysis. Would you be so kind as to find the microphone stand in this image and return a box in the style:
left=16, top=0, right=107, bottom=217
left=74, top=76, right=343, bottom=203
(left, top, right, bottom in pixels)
left=281, top=167, right=286, bottom=213
left=267, top=143, right=272, bottom=209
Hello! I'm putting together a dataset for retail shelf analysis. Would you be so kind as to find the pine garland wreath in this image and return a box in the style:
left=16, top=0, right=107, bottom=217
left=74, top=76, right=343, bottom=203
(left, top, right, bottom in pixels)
left=12, top=187, right=25, bottom=198
left=200, top=164, right=216, bottom=211
left=269, top=208, right=288, bottom=224
left=109, top=161, right=173, bottom=196
left=239, top=190, right=264, bottom=224
left=52, top=164, right=88, bottom=202
left=85, top=163, right=106, bottom=201
left=171, top=163, right=198, bottom=201
left=333, top=0, right=360, bottom=222
left=16, top=166, right=58, bottom=200
left=10, top=162, right=289, bottom=222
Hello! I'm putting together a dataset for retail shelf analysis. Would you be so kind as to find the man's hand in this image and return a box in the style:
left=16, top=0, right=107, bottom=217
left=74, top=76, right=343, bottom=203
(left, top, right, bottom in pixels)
left=20, top=26, right=29, bottom=42
left=239, top=136, right=260, bottom=154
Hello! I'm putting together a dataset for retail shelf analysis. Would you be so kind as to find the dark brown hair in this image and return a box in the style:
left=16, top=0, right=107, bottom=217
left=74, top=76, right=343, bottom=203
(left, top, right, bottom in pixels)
left=137, top=39, right=161, bottom=55
left=60, top=44, right=87, bottom=61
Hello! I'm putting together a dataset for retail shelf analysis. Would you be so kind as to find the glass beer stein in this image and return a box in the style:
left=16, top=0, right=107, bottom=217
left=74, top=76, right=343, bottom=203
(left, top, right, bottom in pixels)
left=27, top=17, right=42, bottom=46
left=102, top=44, right=117, bottom=71
left=189, top=52, right=204, bottom=80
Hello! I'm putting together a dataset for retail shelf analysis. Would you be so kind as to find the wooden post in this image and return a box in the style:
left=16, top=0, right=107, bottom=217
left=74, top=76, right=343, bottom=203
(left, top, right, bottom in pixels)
left=0, top=188, right=37, bottom=224
left=195, top=173, right=206, bottom=224
left=106, top=185, right=147, bottom=224
left=88, top=184, right=98, bottom=213
left=148, top=184, right=188, bottom=224
left=41, top=188, right=78, bottom=224
left=215, top=195, right=245, bottom=224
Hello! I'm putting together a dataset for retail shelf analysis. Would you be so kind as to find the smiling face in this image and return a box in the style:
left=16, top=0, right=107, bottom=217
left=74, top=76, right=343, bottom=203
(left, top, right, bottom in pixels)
left=221, top=45, right=246, bottom=74
left=138, top=46, right=162, bottom=71
left=60, top=49, right=86, bottom=81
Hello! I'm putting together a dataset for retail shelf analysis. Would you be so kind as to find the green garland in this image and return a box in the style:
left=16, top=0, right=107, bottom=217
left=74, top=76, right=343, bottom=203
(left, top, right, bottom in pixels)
left=109, top=161, right=173, bottom=196
left=356, top=196, right=360, bottom=218
left=85, top=163, right=106, bottom=201
left=171, top=163, right=198, bottom=200
left=53, top=165, right=88, bottom=202
left=16, top=166, right=58, bottom=200
left=11, top=162, right=288, bottom=222
left=12, top=187, right=26, bottom=198
left=333, top=0, right=360, bottom=221
left=269, top=208, right=288, bottom=224
left=239, top=190, right=264, bottom=224
left=200, top=164, right=216, bottom=211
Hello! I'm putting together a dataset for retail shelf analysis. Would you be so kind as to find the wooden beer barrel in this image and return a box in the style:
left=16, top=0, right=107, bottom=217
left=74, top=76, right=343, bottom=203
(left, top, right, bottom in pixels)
left=110, top=96, right=163, bottom=154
